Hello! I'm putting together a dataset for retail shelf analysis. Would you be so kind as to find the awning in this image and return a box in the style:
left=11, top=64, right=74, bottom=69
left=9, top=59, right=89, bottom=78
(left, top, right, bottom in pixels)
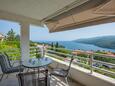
left=44, top=0, right=115, bottom=32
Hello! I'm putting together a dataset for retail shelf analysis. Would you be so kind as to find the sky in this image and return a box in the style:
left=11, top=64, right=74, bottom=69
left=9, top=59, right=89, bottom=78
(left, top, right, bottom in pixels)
left=0, top=20, right=20, bottom=35
left=0, top=19, right=115, bottom=41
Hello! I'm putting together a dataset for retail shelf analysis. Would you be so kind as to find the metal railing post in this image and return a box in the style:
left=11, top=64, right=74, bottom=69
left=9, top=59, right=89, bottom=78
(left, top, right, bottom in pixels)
left=90, top=54, right=93, bottom=74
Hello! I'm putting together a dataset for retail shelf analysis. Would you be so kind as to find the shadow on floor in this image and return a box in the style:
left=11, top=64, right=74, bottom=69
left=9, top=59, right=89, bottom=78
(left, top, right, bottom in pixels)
left=0, top=73, right=83, bottom=86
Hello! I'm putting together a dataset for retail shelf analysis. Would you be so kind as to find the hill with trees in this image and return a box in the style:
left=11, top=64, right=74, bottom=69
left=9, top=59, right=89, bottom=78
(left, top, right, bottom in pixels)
left=74, top=36, right=115, bottom=49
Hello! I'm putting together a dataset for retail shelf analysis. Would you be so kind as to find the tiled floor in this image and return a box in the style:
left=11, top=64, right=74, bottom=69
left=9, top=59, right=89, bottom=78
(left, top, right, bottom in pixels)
left=0, top=69, right=83, bottom=86
left=0, top=60, right=84, bottom=86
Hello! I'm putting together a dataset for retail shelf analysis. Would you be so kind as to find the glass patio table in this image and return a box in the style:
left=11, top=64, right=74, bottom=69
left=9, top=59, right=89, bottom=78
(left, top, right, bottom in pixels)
left=22, top=57, right=52, bottom=68
left=22, top=57, right=52, bottom=86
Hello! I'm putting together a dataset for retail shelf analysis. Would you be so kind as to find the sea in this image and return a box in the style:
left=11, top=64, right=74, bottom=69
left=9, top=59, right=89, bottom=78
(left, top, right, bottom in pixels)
left=37, top=41, right=115, bottom=52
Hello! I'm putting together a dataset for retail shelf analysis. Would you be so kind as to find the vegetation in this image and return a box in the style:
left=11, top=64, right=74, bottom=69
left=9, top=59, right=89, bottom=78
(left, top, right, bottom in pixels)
left=77, top=53, right=88, bottom=58
left=94, top=56, right=115, bottom=64
left=55, top=42, right=59, bottom=48
left=55, top=48, right=71, bottom=54
left=51, top=42, right=54, bottom=49
left=0, top=29, right=20, bottom=60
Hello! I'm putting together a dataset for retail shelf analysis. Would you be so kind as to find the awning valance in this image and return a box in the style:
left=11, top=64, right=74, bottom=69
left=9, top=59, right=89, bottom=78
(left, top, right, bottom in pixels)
left=45, top=0, right=115, bottom=32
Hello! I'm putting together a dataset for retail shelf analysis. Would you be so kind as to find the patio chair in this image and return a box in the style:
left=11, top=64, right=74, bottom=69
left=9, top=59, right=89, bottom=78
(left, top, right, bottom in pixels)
left=50, top=55, right=74, bottom=86
left=0, top=52, right=24, bottom=81
left=17, top=69, right=50, bottom=86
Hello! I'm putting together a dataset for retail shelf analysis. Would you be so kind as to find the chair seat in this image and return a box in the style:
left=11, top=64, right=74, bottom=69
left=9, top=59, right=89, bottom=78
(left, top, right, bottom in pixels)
left=5, top=66, right=24, bottom=73
left=50, top=68, right=68, bottom=77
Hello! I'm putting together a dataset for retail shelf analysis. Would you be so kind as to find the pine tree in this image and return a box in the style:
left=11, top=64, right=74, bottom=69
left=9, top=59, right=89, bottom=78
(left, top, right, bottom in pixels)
left=7, top=29, right=16, bottom=41
left=51, top=42, right=54, bottom=49
left=55, top=42, right=59, bottom=48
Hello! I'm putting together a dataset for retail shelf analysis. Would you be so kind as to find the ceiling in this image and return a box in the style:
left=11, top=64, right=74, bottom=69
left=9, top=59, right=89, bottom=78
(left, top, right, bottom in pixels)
left=0, top=0, right=81, bottom=20
left=0, top=0, right=115, bottom=32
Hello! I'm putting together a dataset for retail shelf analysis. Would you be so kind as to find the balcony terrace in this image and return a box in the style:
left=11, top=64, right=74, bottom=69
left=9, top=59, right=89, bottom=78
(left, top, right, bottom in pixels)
left=0, top=47, right=115, bottom=86
left=0, top=0, right=115, bottom=86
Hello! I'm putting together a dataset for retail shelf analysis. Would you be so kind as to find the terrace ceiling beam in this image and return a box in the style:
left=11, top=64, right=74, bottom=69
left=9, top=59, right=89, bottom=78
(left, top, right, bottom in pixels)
left=0, top=10, right=43, bottom=27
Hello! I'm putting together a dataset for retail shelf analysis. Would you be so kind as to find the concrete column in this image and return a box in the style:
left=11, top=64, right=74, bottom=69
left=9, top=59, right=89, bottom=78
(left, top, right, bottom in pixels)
left=20, top=23, right=30, bottom=61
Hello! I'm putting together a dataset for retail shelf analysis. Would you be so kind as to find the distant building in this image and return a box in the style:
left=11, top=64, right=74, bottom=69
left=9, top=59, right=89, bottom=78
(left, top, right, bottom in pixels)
left=0, top=33, right=4, bottom=42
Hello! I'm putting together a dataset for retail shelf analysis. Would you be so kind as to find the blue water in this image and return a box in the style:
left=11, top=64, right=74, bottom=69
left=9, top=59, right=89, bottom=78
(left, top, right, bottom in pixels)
left=38, top=41, right=115, bottom=52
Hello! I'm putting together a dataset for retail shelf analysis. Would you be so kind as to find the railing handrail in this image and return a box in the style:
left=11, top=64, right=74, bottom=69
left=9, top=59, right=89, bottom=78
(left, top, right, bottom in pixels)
left=45, top=49, right=115, bottom=78
left=47, top=49, right=115, bottom=65
left=74, top=50, right=115, bottom=58
left=93, top=60, right=115, bottom=66
left=94, top=53, right=115, bottom=58
left=93, top=66, right=115, bottom=76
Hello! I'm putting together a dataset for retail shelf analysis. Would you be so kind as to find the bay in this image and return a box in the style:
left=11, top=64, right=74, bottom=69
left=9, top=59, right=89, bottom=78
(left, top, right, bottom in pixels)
left=38, top=41, right=115, bottom=52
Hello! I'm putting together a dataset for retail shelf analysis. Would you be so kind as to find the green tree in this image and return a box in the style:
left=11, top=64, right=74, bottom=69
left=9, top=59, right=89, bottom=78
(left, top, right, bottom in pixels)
left=55, top=42, right=59, bottom=48
left=51, top=42, right=54, bottom=48
left=15, top=34, right=20, bottom=41
left=7, top=29, right=16, bottom=41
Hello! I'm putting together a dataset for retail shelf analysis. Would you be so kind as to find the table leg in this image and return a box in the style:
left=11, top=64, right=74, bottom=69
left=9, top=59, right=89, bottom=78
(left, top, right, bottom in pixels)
left=45, top=69, right=48, bottom=86
left=38, top=68, right=40, bottom=86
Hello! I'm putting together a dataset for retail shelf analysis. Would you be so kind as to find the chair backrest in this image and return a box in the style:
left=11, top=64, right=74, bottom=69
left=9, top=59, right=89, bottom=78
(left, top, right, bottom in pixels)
left=17, top=69, right=48, bottom=86
left=66, top=55, right=74, bottom=75
left=4, top=52, right=12, bottom=67
left=0, top=53, right=12, bottom=73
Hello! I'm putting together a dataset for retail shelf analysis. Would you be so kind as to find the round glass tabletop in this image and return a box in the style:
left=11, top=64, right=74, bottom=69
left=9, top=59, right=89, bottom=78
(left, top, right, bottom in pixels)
left=22, top=57, right=52, bottom=68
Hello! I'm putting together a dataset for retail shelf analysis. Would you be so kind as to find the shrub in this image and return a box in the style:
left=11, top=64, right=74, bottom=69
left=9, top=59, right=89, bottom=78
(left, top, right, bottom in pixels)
left=36, top=53, right=41, bottom=58
left=94, top=56, right=115, bottom=64
left=77, top=53, right=88, bottom=58
left=55, top=48, right=71, bottom=54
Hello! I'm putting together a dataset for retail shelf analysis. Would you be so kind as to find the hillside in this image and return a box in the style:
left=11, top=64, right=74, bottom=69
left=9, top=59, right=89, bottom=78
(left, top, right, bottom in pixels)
left=74, top=36, right=115, bottom=49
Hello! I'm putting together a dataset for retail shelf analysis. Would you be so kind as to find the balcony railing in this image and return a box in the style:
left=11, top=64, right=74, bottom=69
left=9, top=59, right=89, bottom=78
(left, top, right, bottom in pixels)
left=1, top=47, right=115, bottom=79
left=46, top=49, right=115, bottom=79
left=0, top=48, right=21, bottom=60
